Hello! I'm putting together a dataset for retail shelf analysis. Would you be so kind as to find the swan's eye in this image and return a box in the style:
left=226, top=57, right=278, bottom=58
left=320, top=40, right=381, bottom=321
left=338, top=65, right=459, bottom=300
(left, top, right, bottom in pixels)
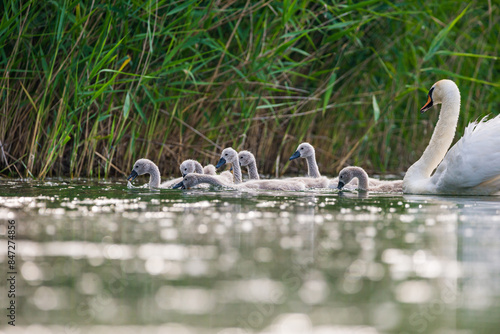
left=184, top=168, right=187, bottom=171
left=340, top=175, right=343, bottom=179
left=135, top=165, right=138, bottom=169
left=300, top=148, right=304, bottom=150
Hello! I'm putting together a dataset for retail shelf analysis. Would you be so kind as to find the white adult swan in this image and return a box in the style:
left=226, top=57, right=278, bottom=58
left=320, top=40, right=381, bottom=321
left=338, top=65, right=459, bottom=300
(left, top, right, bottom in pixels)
left=238, top=150, right=260, bottom=180
left=337, top=167, right=403, bottom=192
left=403, top=79, right=500, bottom=195
left=173, top=173, right=306, bottom=191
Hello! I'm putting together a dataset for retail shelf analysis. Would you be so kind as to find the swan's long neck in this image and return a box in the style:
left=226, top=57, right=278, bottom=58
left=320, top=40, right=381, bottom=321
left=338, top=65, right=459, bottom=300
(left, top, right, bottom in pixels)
left=194, top=161, right=204, bottom=174
left=195, top=174, right=227, bottom=187
left=352, top=168, right=369, bottom=191
left=405, top=91, right=460, bottom=181
left=231, top=158, right=242, bottom=184
left=247, top=161, right=259, bottom=180
left=148, top=164, right=161, bottom=188
left=306, top=155, right=321, bottom=178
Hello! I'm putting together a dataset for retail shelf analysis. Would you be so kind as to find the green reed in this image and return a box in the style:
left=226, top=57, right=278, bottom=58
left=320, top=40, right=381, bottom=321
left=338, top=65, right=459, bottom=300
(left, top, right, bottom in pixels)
left=0, top=0, right=498, bottom=179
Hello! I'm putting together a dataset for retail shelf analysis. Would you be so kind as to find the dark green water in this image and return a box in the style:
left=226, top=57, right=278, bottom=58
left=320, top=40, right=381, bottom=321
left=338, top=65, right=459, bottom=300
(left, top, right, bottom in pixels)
left=1, top=178, right=500, bottom=334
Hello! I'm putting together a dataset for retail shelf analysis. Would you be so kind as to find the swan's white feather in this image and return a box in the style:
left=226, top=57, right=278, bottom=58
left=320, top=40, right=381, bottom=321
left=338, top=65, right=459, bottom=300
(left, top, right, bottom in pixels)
left=432, top=114, right=500, bottom=194
left=404, top=80, right=500, bottom=195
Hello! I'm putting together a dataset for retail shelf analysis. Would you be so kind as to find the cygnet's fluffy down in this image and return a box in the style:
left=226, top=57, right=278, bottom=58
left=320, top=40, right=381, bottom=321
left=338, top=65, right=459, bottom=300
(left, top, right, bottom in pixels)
left=337, top=166, right=402, bottom=193
left=174, top=173, right=305, bottom=191
left=289, top=142, right=321, bottom=178
left=241, top=179, right=306, bottom=191
left=163, top=160, right=221, bottom=188
left=203, top=164, right=217, bottom=175
left=238, top=150, right=260, bottom=180
left=216, top=147, right=242, bottom=183
left=283, top=176, right=330, bottom=189
left=128, top=158, right=162, bottom=189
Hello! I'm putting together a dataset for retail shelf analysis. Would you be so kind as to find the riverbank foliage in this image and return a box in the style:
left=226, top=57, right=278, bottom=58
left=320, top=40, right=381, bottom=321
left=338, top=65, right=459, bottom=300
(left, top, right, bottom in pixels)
left=1, top=0, right=498, bottom=178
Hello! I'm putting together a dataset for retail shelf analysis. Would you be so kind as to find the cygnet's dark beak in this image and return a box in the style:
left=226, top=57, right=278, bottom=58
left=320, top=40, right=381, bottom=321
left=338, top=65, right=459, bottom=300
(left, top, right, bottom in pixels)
left=289, top=151, right=300, bottom=161
left=127, top=170, right=138, bottom=181
left=216, top=157, right=226, bottom=168
left=173, top=181, right=186, bottom=189
left=230, top=166, right=233, bottom=172
left=337, top=181, right=345, bottom=190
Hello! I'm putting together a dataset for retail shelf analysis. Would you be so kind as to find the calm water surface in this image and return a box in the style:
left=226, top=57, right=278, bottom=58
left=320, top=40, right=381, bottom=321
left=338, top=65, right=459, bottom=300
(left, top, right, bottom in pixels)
left=1, top=178, right=500, bottom=334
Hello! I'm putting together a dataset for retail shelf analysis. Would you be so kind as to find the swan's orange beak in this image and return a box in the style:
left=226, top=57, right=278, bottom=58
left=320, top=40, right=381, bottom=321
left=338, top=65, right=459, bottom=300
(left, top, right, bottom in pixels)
left=420, top=95, right=434, bottom=113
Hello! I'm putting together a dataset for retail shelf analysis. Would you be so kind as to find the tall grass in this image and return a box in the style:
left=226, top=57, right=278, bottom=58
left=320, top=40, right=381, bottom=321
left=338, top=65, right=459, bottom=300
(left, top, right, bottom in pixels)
left=0, top=0, right=498, bottom=179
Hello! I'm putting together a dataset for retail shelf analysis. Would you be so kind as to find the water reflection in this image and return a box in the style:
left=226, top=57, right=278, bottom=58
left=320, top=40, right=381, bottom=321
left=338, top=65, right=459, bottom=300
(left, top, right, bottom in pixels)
left=0, top=179, right=499, bottom=333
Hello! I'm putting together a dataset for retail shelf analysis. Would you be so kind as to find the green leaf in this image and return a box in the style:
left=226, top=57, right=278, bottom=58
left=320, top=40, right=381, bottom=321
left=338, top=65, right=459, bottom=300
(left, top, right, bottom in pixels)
left=435, top=50, right=498, bottom=60
left=421, top=68, right=500, bottom=88
left=372, top=95, right=380, bottom=122
left=322, top=72, right=337, bottom=117
left=63, top=135, right=71, bottom=145
left=123, top=92, right=131, bottom=119
left=423, top=4, right=470, bottom=62
left=131, top=95, right=147, bottom=123
left=98, top=114, right=112, bottom=122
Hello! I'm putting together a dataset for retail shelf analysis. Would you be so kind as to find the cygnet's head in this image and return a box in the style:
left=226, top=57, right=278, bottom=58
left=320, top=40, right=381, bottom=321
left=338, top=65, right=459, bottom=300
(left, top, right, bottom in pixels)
left=128, top=159, right=155, bottom=181
left=172, top=173, right=198, bottom=190
left=420, top=79, right=459, bottom=113
left=337, top=167, right=355, bottom=190
left=337, top=166, right=367, bottom=190
left=216, top=147, right=238, bottom=168
left=179, top=159, right=198, bottom=177
left=238, top=150, right=256, bottom=167
left=289, top=142, right=315, bottom=160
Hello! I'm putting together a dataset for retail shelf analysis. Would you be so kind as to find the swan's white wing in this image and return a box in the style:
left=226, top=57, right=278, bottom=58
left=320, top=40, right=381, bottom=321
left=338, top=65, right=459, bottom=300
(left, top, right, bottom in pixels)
left=432, top=114, right=500, bottom=193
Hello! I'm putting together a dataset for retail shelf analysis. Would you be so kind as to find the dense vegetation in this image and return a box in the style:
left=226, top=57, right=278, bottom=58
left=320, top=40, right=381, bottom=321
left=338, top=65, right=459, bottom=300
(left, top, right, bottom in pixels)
left=1, top=0, right=498, bottom=179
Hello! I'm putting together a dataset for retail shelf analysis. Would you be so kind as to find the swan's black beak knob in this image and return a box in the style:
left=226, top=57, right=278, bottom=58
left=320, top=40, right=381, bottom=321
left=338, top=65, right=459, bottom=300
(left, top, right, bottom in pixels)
left=337, top=181, right=345, bottom=190
left=127, top=170, right=138, bottom=181
left=173, top=181, right=185, bottom=189
left=216, top=157, right=226, bottom=168
left=289, top=151, right=300, bottom=160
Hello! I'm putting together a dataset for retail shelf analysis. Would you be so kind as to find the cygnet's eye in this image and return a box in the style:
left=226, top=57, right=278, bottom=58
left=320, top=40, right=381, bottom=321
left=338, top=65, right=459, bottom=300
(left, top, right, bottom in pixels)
left=184, top=168, right=187, bottom=171
left=340, top=175, right=343, bottom=179
left=135, top=165, right=138, bottom=169
left=225, top=153, right=228, bottom=156
left=300, top=147, right=304, bottom=150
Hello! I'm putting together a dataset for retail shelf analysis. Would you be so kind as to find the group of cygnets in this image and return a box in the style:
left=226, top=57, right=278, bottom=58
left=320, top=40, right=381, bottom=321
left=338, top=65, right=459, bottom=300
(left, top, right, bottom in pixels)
left=128, top=80, right=500, bottom=195
left=127, top=142, right=403, bottom=193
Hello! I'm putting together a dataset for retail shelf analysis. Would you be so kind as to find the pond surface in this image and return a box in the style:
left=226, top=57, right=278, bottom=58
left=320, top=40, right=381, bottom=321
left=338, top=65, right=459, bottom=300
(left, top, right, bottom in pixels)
left=1, top=178, right=500, bottom=334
